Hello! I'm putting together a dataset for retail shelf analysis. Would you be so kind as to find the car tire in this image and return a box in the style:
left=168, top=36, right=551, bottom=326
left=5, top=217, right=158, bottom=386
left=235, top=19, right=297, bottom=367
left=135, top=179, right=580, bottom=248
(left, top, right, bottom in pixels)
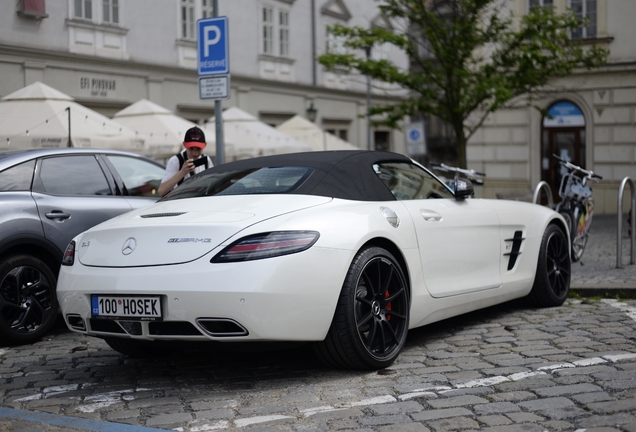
left=0, top=254, right=58, bottom=345
left=104, top=337, right=169, bottom=358
left=528, top=224, right=571, bottom=307
left=314, top=246, right=409, bottom=370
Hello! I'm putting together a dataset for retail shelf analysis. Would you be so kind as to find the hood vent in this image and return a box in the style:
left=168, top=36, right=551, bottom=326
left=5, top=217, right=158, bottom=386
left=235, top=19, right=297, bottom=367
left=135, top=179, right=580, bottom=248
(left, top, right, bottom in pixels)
left=140, top=212, right=186, bottom=218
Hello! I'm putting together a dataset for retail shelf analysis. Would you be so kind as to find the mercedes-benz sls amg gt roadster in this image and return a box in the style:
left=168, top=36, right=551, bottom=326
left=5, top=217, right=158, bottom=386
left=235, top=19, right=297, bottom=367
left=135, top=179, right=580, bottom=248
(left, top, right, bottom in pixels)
left=57, top=151, right=571, bottom=370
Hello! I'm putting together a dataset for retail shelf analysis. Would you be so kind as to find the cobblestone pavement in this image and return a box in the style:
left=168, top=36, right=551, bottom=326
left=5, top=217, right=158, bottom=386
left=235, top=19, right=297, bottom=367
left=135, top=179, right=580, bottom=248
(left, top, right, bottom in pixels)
left=1, top=213, right=635, bottom=431
left=571, top=213, right=636, bottom=292
left=3, top=297, right=636, bottom=431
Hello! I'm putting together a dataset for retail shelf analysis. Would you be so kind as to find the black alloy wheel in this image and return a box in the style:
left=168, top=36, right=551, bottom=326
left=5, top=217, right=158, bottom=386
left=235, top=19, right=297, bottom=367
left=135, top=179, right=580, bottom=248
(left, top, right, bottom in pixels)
left=528, top=224, right=571, bottom=307
left=0, top=255, right=58, bottom=344
left=315, top=246, right=409, bottom=369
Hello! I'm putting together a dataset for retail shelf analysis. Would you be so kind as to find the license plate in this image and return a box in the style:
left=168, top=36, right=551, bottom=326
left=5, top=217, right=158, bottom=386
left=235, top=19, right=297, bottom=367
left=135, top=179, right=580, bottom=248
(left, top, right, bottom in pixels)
left=91, top=295, right=162, bottom=321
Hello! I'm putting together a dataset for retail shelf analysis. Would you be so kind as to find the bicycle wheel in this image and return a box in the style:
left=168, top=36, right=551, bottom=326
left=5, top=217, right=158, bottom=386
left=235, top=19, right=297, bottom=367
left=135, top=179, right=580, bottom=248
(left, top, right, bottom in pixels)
left=558, top=209, right=586, bottom=262
left=571, top=231, right=588, bottom=262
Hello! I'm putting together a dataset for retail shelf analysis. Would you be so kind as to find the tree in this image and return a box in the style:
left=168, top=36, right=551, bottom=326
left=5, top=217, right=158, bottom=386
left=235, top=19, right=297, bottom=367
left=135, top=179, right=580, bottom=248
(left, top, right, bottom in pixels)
left=318, top=0, right=608, bottom=168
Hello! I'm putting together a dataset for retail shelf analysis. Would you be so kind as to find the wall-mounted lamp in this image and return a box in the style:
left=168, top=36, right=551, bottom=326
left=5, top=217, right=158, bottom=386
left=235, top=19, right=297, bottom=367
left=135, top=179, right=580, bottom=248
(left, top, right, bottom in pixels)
left=306, top=103, right=318, bottom=123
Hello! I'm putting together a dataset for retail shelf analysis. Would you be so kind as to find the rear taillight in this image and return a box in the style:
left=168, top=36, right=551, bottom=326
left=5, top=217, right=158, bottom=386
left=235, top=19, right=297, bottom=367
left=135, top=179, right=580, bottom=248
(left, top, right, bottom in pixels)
left=211, top=231, right=319, bottom=263
left=62, top=241, right=75, bottom=266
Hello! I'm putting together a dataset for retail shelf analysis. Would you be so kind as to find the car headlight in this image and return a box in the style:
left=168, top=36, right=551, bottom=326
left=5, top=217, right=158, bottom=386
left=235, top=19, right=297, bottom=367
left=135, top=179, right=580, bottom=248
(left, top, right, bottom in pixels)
left=211, top=231, right=320, bottom=263
left=62, top=241, right=75, bottom=266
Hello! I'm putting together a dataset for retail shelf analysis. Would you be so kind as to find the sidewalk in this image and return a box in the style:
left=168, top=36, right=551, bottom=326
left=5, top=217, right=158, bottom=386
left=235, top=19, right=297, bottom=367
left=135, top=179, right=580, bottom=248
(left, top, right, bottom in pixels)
left=570, top=213, right=636, bottom=295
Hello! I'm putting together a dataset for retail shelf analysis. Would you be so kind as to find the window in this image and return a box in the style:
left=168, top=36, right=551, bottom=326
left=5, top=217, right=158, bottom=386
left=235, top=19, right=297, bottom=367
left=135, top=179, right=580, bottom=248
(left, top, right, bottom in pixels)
left=74, top=0, right=92, bottom=20
left=17, top=0, right=48, bottom=19
left=528, top=0, right=553, bottom=11
left=201, top=0, right=213, bottom=18
left=106, top=155, right=165, bottom=198
left=324, top=119, right=350, bottom=142
left=72, top=0, right=122, bottom=25
left=102, top=0, right=118, bottom=24
left=326, top=26, right=347, bottom=54
left=279, top=10, right=289, bottom=57
left=262, top=6, right=274, bottom=54
left=180, top=0, right=216, bottom=40
left=0, top=161, right=35, bottom=192
left=38, top=156, right=112, bottom=196
left=373, top=162, right=453, bottom=200
left=181, top=0, right=195, bottom=39
left=261, top=4, right=290, bottom=57
left=570, top=0, right=596, bottom=39
left=326, top=129, right=348, bottom=142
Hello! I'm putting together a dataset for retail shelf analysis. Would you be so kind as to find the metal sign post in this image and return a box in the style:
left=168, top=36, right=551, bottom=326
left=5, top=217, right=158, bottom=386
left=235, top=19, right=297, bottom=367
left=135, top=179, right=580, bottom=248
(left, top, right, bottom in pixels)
left=197, top=3, right=228, bottom=164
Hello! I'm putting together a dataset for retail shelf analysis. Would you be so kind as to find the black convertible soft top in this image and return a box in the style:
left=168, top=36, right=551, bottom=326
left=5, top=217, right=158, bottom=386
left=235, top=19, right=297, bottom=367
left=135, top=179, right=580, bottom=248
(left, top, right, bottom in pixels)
left=201, top=150, right=413, bottom=201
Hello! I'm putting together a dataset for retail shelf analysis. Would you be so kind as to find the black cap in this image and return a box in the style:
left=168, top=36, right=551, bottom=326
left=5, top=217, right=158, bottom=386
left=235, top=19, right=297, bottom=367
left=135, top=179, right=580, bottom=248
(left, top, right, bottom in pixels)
left=183, top=126, right=206, bottom=148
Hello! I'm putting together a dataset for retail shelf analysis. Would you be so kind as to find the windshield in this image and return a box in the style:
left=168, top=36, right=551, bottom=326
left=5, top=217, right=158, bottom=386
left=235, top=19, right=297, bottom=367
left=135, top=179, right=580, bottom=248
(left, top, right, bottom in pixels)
left=163, top=166, right=314, bottom=200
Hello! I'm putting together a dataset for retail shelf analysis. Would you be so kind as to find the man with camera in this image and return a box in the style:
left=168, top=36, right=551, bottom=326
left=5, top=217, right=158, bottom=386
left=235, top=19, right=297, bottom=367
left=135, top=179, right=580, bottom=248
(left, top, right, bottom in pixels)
left=158, top=126, right=214, bottom=197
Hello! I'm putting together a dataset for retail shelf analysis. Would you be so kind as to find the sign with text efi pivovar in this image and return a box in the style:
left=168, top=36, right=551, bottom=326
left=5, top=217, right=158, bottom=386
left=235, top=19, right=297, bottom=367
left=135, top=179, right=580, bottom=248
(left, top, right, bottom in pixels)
left=197, top=16, right=229, bottom=76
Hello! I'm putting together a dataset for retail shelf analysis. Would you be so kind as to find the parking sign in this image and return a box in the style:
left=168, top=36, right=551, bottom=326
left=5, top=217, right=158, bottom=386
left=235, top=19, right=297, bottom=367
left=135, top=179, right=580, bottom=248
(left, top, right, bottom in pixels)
left=197, top=17, right=229, bottom=76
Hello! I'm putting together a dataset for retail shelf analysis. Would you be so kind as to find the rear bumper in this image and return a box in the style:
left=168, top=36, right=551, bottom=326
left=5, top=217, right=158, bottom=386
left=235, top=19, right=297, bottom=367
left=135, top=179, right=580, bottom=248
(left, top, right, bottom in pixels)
left=56, top=247, right=353, bottom=342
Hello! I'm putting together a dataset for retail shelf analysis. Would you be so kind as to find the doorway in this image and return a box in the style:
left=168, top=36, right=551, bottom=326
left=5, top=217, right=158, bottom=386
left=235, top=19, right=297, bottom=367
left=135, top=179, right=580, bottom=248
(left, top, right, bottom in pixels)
left=374, top=131, right=390, bottom=152
left=540, top=101, right=586, bottom=201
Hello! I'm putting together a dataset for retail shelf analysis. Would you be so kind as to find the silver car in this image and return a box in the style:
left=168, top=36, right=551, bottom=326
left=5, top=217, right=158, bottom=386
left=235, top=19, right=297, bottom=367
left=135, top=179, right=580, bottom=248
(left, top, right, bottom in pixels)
left=0, top=148, right=165, bottom=344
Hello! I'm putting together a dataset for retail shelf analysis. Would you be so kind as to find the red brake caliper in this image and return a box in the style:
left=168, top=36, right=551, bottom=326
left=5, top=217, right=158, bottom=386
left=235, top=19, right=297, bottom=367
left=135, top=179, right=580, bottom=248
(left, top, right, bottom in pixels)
left=385, top=290, right=391, bottom=321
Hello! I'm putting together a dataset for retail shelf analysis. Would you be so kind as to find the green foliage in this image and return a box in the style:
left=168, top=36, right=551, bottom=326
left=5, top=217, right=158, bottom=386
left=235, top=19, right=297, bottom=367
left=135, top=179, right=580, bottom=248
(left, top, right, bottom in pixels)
left=318, top=0, right=608, bottom=167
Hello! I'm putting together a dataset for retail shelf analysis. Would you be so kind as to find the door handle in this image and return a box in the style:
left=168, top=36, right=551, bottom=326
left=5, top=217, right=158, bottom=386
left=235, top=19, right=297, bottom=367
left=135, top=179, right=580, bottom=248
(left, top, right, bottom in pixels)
left=420, top=209, right=442, bottom=221
left=45, top=211, right=71, bottom=220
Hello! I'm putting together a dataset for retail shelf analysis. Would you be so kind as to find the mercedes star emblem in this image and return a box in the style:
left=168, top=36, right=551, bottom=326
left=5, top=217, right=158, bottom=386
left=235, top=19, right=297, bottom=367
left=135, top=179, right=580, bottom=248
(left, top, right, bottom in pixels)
left=121, top=237, right=137, bottom=255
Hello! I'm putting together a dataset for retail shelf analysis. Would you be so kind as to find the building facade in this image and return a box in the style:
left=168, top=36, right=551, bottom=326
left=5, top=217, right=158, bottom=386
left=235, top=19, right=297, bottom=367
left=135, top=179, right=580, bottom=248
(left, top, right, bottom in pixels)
left=466, top=0, right=636, bottom=214
left=0, top=0, right=408, bottom=155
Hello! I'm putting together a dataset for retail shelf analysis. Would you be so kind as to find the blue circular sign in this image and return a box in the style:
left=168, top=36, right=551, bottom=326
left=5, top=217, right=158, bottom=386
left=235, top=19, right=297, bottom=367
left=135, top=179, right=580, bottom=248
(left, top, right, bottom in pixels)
left=409, top=129, right=421, bottom=141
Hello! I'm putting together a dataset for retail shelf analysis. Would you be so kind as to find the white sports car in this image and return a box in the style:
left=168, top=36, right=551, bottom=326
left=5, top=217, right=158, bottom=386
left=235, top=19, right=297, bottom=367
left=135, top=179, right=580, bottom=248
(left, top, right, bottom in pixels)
left=57, top=151, right=570, bottom=370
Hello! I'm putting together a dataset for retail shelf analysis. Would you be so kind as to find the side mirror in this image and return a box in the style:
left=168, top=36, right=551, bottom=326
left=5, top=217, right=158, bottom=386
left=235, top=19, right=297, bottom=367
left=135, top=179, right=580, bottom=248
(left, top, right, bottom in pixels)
left=454, top=178, right=474, bottom=200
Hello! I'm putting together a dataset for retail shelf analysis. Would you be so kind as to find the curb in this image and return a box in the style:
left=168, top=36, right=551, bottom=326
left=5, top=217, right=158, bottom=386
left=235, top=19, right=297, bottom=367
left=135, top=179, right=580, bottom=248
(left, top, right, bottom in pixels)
left=570, top=287, right=636, bottom=299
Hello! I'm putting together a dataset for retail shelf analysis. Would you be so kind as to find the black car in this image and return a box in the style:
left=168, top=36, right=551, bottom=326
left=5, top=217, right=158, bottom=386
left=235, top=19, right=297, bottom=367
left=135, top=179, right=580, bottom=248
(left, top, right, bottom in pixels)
left=0, top=148, right=165, bottom=344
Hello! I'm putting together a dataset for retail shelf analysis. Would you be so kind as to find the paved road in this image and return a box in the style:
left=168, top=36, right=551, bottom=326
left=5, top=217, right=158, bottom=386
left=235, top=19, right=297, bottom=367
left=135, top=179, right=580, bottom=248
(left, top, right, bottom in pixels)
left=1, top=213, right=635, bottom=432
left=2, top=299, right=636, bottom=431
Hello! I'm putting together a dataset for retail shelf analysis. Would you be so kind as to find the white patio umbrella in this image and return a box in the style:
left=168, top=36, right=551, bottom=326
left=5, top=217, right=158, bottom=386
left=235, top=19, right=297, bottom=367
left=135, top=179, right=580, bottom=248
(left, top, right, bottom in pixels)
left=113, top=99, right=232, bottom=163
left=205, top=107, right=311, bottom=161
left=0, top=82, right=145, bottom=152
left=276, top=115, right=359, bottom=151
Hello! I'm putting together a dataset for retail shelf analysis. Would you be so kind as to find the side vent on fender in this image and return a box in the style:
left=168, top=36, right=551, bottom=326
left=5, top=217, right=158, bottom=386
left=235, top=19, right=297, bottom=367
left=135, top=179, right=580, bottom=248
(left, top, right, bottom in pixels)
left=504, top=230, right=525, bottom=271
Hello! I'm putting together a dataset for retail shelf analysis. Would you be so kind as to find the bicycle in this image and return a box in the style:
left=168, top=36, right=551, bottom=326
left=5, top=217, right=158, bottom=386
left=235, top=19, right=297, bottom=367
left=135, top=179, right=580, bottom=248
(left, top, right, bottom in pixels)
left=553, top=154, right=602, bottom=262
left=430, top=162, right=486, bottom=192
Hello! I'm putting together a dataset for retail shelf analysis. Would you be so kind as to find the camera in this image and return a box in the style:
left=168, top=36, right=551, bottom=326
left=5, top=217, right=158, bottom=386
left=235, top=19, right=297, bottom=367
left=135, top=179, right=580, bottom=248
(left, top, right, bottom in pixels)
left=192, top=157, right=207, bottom=168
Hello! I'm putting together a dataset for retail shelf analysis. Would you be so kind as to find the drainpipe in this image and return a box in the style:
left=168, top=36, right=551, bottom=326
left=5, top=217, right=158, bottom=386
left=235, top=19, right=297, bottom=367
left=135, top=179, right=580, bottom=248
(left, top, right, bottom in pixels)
left=311, top=0, right=316, bottom=86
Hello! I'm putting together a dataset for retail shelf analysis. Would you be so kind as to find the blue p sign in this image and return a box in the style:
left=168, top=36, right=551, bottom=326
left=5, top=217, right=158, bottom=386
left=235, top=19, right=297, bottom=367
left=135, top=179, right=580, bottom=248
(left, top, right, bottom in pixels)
left=197, top=17, right=229, bottom=76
